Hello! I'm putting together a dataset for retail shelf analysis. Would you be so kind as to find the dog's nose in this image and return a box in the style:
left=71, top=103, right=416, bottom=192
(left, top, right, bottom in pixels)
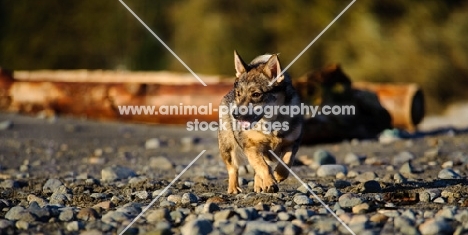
left=232, top=112, right=240, bottom=119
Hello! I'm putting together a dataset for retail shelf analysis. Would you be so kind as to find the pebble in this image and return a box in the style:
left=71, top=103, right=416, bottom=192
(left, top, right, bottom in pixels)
left=317, top=165, right=347, bottom=177
left=244, top=221, right=278, bottom=234
left=438, top=168, right=462, bottom=179
left=399, top=161, right=416, bottom=174
left=202, top=203, right=220, bottom=214
left=295, top=208, right=314, bottom=221
left=150, top=156, right=174, bottom=170
left=101, top=165, right=136, bottom=181
left=393, top=151, right=415, bottom=165
left=277, top=212, right=293, bottom=221
left=339, top=193, right=364, bottom=208
left=334, top=180, right=351, bottom=189
left=77, top=208, right=99, bottom=221
left=182, top=218, right=212, bottom=235
left=393, top=173, right=407, bottom=183
left=344, top=152, right=363, bottom=166
left=324, top=188, right=341, bottom=199
left=93, top=201, right=113, bottom=211
left=15, top=220, right=29, bottom=230
left=360, top=180, right=382, bottom=193
left=181, top=193, right=198, bottom=204
left=5, top=206, right=36, bottom=222
left=28, top=202, right=51, bottom=222
left=153, top=189, right=172, bottom=198
left=0, top=179, right=19, bottom=188
left=132, top=191, right=149, bottom=200
left=145, top=138, right=160, bottom=149
left=0, top=120, right=13, bottom=130
left=0, top=219, right=13, bottom=229
left=355, top=171, right=378, bottom=182
left=293, top=194, right=313, bottom=205
left=434, top=197, right=445, bottom=203
left=59, top=208, right=75, bottom=222
left=43, top=178, right=64, bottom=194
left=419, top=218, right=453, bottom=235
left=313, top=149, right=336, bottom=165
left=352, top=203, right=370, bottom=214
left=66, top=221, right=83, bottom=232
left=235, top=207, right=258, bottom=220
left=146, top=208, right=170, bottom=222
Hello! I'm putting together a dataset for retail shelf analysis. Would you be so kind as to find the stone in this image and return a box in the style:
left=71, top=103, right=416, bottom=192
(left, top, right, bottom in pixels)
left=203, top=202, right=220, bottom=213
left=339, top=193, right=364, bottom=208
left=438, top=168, right=462, bottom=179
left=419, top=218, right=453, bottom=235
left=399, top=161, right=416, bottom=174
left=101, top=165, right=136, bottom=181
left=66, top=221, right=83, bottom=232
left=214, top=210, right=236, bottom=221
left=393, top=151, right=415, bottom=165
left=27, top=194, right=48, bottom=207
left=293, top=194, right=313, bottom=205
left=277, top=212, right=293, bottom=221
left=5, top=206, right=36, bottom=222
left=59, top=208, right=75, bottom=221
left=181, top=192, right=198, bottom=204
left=0, top=219, right=13, bottom=229
left=334, top=180, right=351, bottom=189
left=344, top=153, right=363, bottom=166
left=244, top=221, right=278, bottom=234
left=15, top=220, right=29, bottom=230
left=352, top=203, right=370, bottom=214
left=28, top=202, right=51, bottom=222
left=0, top=120, right=13, bottom=130
left=361, top=180, right=382, bottom=193
left=317, top=165, right=347, bottom=177
left=145, top=138, right=160, bottom=149
left=0, top=179, right=19, bottom=189
left=132, top=191, right=149, bottom=200
left=313, top=149, right=336, bottom=165
left=235, top=207, right=258, bottom=220
left=181, top=219, right=213, bottom=235
left=393, top=173, right=407, bottom=183
left=355, top=171, right=378, bottom=182
left=42, top=178, right=64, bottom=194
left=77, top=208, right=99, bottom=221
left=146, top=208, right=170, bottom=222
left=324, top=188, right=341, bottom=199
left=150, top=156, right=174, bottom=170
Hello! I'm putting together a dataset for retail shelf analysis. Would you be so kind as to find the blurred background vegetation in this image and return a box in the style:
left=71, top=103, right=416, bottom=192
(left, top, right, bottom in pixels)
left=0, top=0, right=467, bottom=113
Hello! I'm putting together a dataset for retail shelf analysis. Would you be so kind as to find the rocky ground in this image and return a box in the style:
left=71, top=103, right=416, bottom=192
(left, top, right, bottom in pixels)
left=0, top=112, right=468, bottom=235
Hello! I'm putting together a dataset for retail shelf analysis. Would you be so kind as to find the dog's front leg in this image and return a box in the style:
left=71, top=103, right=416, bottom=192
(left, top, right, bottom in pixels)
left=245, top=148, right=278, bottom=193
left=221, top=150, right=242, bottom=194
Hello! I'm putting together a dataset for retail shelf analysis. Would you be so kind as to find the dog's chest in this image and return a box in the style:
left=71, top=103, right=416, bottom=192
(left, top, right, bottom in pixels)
left=238, top=129, right=285, bottom=151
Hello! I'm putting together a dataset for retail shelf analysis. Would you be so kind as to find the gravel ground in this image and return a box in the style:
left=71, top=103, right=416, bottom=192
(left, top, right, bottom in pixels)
left=1, top=112, right=468, bottom=235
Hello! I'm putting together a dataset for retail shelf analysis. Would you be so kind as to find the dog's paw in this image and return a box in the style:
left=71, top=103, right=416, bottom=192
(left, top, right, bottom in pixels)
left=227, top=186, right=242, bottom=194
left=254, top=174, right=278, bottom=193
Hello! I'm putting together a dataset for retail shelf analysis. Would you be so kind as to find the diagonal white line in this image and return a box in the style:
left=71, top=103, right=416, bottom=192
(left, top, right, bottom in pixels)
left=118, top=150, right=206, bottom=235
left=119, top=0, right=207, bottom=86
left=269, top=0, right=356, bottom=86
left=268, top=150, right=356, bottom=235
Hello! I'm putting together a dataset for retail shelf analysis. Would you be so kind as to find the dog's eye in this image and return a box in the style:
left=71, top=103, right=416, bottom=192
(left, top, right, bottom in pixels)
left=252, top=92, right=261, bottom=98
left=236, top=91, right=240, bottom=97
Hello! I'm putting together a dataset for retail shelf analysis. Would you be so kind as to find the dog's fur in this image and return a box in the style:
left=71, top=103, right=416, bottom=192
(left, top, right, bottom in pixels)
left=218, top=51, right=303, bottom=194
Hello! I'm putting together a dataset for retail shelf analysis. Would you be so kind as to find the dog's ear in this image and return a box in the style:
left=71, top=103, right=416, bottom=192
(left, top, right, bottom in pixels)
left=263, top=54, right=284, bottom=83
left=234, top=50, right=247, bottom=78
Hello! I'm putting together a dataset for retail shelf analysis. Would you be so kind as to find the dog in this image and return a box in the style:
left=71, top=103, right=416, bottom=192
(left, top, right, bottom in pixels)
left=218, top=51, right=303, bottom=194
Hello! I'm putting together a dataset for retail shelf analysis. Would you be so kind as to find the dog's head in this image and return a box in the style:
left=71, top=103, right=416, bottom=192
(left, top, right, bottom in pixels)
left=231, top=51, right=286, bottom=126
